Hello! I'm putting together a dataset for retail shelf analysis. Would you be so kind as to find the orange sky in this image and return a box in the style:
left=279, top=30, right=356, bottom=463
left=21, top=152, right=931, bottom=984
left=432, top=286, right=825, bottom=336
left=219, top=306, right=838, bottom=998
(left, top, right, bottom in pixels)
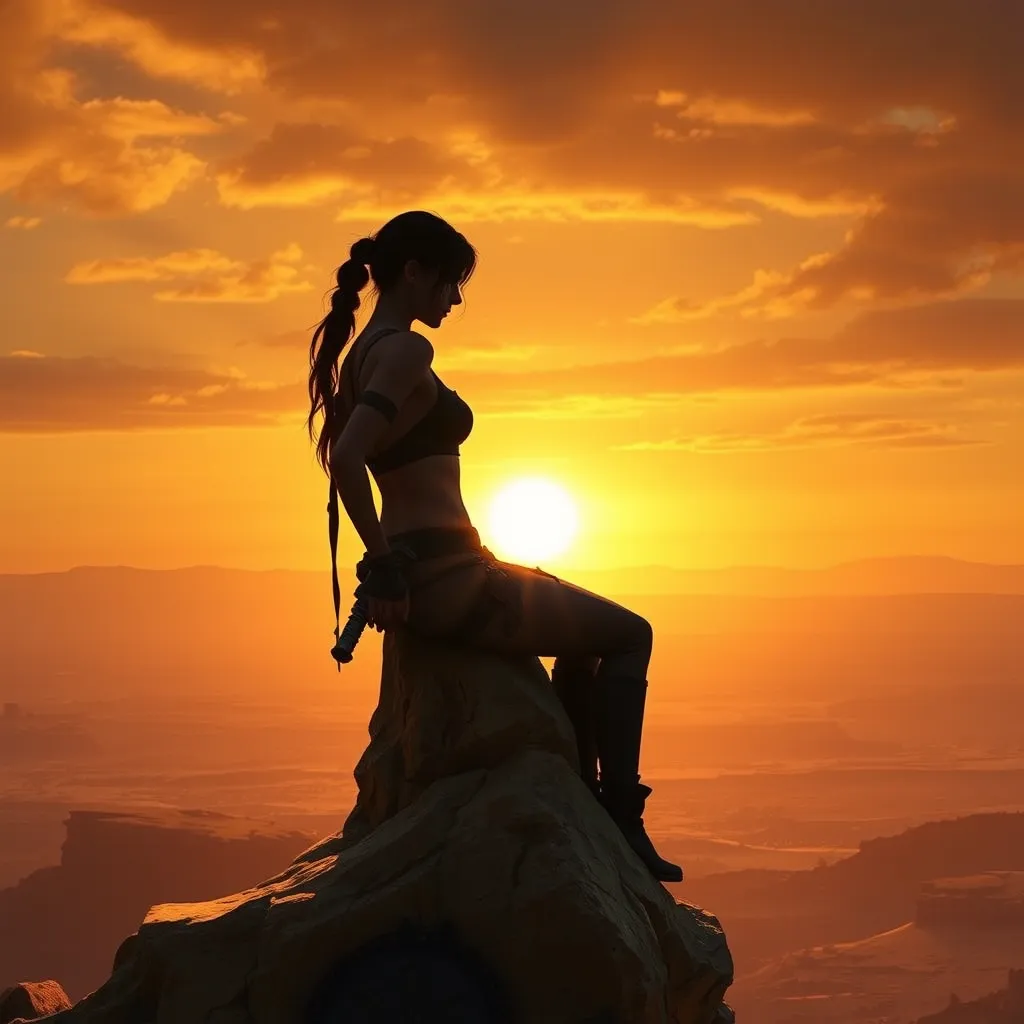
left=1, top=1, right=1022, bottom=575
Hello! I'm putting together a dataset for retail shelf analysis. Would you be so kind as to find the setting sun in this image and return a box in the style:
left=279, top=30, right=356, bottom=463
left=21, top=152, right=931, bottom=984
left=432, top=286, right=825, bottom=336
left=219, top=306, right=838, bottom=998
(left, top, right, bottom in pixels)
left=487, top=477, right=579, bottom=563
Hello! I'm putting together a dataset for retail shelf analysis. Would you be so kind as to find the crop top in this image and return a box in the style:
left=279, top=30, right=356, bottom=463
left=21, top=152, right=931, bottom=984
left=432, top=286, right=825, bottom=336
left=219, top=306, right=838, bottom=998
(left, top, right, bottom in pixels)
left=334, top=327, right=474, bottom=475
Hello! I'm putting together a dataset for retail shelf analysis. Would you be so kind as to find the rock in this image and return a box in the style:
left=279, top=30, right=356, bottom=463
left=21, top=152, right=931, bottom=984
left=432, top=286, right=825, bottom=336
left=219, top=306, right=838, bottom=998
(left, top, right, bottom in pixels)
left=0, top=808, right=316, bottom=1001
left=916, top=871, right=1024, bottom=928
left=915, top=968, right=1024, bottom=1023
left=42, top=631, right=734, bottom=1024
left=0, top=980, right=72, bottom=1022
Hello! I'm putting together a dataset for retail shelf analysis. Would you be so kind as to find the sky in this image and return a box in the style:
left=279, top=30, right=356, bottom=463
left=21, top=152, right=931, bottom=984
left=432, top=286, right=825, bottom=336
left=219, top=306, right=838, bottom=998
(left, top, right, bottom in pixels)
left=1, top=0, right=1022, bottom=575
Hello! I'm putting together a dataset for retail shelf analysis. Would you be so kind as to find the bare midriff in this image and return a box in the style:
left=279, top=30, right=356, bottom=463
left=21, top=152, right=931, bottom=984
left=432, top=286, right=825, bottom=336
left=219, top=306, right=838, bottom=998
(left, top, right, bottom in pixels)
left=340, top=330, right=475, bottom=541
left=374, top=455, right=474, bottom=538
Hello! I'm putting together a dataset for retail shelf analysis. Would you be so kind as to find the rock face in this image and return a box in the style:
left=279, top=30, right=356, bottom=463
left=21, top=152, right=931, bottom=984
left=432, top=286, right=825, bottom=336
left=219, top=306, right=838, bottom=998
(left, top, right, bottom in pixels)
left=916, top=969, right=1024, bottom=1023
left=0, top=980, right=72, bottom=1023
left=44, top=632, right=734, bottom=1024
left=0, top=808, right=316, bottom=1000
left=916, top=872, right=1024, bottom=929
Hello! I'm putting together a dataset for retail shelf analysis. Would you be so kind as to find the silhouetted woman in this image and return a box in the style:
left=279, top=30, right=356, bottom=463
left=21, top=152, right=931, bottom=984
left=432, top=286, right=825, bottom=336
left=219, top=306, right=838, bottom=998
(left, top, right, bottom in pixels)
left=306, top=210, right=682, bottom=884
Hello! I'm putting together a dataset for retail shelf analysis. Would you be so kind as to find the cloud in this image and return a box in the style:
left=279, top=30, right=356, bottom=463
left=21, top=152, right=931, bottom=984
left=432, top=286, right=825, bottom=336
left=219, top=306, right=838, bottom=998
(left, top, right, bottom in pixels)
left=1, top=0, right=1020, bottom=297
left=0, top=0, right=223, bottom=214
left=6, top=297, right=1019, bottom=434
left=65, top=243, right=314, bottom=302
left=215, top=121, right=494, bottom=210
left=644, top=172, right=1024, bottom=320
left=56, top=0, right=264, bottom=93
left=0, top=351, right=302, bottom=431
left=5, top=215, right=41, bottom=229
left=611, top=413, right=989, bottom=452
left=215, top=120, right=757, bottom=225
left=455, top=299, right=1024, bottom=402
left=0, top=84, right=218, bottom=214
left=480, top=394, right=684, bottom=420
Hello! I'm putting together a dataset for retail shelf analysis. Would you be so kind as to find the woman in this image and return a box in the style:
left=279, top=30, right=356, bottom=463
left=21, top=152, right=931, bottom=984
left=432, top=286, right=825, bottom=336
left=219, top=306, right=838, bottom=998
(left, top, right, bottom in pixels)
left=306, top=210, right=682, bottom=884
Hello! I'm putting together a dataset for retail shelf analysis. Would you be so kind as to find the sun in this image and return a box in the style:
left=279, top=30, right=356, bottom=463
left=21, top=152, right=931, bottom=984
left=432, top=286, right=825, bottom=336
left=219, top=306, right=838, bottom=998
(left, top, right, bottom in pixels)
left=487, top=477, right=579, bottom=563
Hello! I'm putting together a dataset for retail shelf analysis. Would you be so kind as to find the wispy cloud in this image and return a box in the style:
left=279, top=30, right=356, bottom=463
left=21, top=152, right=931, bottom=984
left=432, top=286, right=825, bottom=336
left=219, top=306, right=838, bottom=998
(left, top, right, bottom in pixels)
left=65, top=244, right=314, bottom=303
left=5, top=215, right=41, bottom=230
left=611, top=413, right=989, bottom=452
left=0, top=352, right=303, bottom=432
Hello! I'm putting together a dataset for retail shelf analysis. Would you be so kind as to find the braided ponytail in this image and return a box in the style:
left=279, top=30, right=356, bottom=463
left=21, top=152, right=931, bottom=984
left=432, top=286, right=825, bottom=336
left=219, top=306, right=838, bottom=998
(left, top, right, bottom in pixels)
left=307, top=212, right=477, bottom=479
left=307, top=237, right=376, bottom=476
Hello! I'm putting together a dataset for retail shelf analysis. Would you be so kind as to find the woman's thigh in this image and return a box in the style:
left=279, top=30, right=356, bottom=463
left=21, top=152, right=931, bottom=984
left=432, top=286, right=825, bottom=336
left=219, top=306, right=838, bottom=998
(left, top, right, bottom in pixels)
left=406, top=556, right=652, bottom=663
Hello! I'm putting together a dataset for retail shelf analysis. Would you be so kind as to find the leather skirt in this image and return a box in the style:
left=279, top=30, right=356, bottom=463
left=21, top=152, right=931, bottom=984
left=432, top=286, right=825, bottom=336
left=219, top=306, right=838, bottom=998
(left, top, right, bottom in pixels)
left=385, top=525, right=562, bottom=643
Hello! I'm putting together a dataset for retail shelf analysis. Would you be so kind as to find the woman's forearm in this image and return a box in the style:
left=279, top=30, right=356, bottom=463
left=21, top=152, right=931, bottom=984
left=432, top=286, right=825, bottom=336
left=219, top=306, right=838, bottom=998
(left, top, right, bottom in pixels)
left=331, top=455, right=390, bottom=558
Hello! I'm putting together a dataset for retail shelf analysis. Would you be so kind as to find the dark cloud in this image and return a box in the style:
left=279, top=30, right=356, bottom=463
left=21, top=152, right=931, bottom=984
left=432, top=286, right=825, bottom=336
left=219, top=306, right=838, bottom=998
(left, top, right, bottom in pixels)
left=5, top=298, right=1020, bottom=433
left=78, top=1, right=1024, bottom=132
left=57, top=0, right=1021, bottom=306
left=215, top=122, right=492, bottom=209
left=0, top=352, right=302, bottom=431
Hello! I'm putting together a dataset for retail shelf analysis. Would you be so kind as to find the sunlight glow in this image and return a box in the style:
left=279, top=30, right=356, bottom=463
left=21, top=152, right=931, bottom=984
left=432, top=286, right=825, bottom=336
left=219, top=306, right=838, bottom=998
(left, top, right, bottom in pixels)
left=487, top=477, right=579, bottom=563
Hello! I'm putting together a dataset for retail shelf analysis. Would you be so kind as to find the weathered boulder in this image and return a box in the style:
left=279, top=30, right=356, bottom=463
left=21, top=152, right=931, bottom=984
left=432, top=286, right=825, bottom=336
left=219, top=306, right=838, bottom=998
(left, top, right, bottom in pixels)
left=0, top=979, right=72, bottom=1022
left=44, top=631, right=734, bottom=1023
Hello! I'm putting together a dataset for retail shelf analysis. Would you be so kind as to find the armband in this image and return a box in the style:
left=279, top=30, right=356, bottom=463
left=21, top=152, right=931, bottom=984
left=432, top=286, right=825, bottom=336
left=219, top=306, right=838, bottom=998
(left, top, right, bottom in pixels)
left=355, top=390, right=398, bottom=423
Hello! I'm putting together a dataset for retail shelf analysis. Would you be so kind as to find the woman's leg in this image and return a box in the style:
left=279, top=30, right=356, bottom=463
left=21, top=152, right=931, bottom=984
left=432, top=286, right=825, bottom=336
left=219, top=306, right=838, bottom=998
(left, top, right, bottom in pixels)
left=457, top=563, right=654, bottom=672
left=407, top=559, right=683, bottom=883
left=550, top=653, right=600, bottom=796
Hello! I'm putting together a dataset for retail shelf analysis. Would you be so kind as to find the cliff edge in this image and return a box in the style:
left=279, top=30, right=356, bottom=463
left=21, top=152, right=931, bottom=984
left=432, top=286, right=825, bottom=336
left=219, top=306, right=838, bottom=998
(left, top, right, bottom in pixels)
left=35, top=631, right=734, bottom=1023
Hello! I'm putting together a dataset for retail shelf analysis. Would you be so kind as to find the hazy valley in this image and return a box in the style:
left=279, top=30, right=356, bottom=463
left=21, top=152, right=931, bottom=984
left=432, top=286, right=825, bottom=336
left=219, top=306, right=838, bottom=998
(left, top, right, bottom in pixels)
left=2, top=557, right=1023, bottom=1019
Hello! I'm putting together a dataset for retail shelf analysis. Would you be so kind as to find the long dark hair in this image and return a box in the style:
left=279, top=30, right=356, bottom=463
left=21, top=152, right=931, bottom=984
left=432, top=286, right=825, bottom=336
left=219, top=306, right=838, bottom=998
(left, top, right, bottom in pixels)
left=306, top=210, right=477, bottom=477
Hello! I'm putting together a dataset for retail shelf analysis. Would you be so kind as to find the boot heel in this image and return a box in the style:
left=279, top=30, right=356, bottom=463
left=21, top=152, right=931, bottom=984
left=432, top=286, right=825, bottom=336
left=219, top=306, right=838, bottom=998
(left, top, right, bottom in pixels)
left=599, top=782, right=684, bottom=883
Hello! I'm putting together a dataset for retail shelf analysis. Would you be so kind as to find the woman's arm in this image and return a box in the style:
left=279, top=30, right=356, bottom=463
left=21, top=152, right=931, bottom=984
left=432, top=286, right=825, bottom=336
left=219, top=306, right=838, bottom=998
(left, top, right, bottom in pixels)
left=328, top=330, right=434, bottom=558
left=331, top=454, right=390, bottom=558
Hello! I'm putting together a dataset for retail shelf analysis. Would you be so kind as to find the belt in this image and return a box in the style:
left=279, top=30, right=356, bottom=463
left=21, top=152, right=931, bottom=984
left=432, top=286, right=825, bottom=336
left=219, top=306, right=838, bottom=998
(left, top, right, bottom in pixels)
left=385, top=525, right=514, bottom=640
left=385, top=525, right=488, bottom=560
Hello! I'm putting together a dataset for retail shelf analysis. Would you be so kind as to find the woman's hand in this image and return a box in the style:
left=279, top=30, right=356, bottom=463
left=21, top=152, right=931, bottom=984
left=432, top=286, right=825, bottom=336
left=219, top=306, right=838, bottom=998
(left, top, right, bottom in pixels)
left=365, top=592, right=410, bottom=632
left=355, top=544, right=417, bottom=632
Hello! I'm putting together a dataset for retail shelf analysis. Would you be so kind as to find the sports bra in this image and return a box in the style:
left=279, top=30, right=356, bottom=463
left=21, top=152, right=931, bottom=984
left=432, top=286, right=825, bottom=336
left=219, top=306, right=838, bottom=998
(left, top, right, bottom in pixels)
left=335, top=327, right=474, bottom=474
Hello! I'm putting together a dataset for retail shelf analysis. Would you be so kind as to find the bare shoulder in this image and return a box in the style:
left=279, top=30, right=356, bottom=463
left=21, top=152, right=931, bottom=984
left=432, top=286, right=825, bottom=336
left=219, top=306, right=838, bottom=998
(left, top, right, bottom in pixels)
left=372, top=329, right=434, bottom=368
left=360, top=329, right=433, bottom=396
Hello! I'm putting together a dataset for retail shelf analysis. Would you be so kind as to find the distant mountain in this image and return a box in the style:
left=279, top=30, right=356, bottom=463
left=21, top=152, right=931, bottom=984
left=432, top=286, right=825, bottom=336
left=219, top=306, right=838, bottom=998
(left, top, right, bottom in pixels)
left=698, top=814, right=1024, bottom=1022
left=2, top=563, right=1023, bottom=702
left=562, top=554, right=1024, bottom=596
left=917, top=969, right=1024, bottom=1023
left=730, top=873, right=1024, bottom=1023
left=685, top=812, right=1024, bottom=974
left=0, top=807, right=315, bottom=1001
left=733, top=921, right=1024, bottom=1024
left=5, top=554, right=1024, bottom=597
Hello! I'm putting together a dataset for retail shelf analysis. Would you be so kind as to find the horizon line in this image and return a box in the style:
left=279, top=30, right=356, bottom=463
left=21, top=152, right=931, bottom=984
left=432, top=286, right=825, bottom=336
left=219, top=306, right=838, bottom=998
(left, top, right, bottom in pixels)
left=4, top=552, right=1024, bottom=578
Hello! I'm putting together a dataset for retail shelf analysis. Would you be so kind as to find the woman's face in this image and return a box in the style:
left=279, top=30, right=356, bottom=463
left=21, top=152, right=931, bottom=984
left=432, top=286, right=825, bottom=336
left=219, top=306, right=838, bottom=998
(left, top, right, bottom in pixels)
left=406, top=261, right=463, bottom=329
left=433, top=279, right=463, bottom=327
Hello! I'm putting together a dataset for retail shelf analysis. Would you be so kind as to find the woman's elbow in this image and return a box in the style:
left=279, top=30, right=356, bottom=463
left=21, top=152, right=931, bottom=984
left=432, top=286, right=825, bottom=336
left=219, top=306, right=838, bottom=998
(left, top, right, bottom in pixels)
left=329, top=441, right=365, bottom=480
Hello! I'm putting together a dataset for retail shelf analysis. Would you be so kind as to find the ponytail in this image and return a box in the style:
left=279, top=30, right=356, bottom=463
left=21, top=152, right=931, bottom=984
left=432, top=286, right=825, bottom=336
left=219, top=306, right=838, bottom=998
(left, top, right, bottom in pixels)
left=307, top=212, right=477, bottom=477
left=306, top=237, right=376, bottom=476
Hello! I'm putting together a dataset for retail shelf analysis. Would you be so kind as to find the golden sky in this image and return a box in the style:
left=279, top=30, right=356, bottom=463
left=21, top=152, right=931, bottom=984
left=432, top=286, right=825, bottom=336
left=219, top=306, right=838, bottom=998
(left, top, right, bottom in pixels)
left=1, top=0, right=1022, bottom=574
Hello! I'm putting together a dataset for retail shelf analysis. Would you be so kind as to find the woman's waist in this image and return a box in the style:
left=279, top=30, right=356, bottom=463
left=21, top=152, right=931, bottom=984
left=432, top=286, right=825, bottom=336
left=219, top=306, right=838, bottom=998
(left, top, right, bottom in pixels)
left=386, top=522, right=483, bottom=561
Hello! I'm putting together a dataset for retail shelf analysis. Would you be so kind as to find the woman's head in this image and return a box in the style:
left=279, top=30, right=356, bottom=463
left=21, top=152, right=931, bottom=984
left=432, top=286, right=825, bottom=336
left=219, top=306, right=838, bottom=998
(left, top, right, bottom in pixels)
left=306, top=210, right=477, bottom=476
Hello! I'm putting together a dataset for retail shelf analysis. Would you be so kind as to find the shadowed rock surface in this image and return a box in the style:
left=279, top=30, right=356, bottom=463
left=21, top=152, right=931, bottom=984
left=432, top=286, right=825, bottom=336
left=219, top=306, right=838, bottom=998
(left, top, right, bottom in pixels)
left=38, top=632, right=734, bottom=1023
left=0, top=980, right=72, bottom=1023
left=917, top=873, right=1024, bottom=929
left=916, top=969, right=1024, bottom=1023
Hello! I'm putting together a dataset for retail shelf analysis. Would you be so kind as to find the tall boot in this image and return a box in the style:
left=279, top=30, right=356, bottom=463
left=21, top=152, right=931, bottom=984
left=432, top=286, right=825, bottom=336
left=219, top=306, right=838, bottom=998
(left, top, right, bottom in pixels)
left=593, top=672, right=684, bottom=884
left=550, top=659, right=600, bottom=800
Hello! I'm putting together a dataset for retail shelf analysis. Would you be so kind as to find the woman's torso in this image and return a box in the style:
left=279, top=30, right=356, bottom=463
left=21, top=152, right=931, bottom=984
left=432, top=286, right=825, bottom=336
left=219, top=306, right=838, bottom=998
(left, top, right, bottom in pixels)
left=336, top=325, right=474, bottom=538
